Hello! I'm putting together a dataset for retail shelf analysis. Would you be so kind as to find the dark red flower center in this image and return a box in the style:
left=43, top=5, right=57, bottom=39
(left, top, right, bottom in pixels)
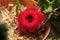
left=26, top=15, right=33, bottom=23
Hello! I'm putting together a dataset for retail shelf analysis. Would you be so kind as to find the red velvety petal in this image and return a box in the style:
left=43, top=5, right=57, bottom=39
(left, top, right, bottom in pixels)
left=18, top=22, right=26, bottom=32
left=17, top=7, right=46, bottom=33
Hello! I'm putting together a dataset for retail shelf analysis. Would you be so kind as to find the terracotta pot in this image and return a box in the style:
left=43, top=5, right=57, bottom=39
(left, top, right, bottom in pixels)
left=19, top=0, right=39, bottom=9
left=42, top=21, right=51, bottom=40
left=0, top=0, right=16, bottom=7
left=0, top=0, right=39, bottom=8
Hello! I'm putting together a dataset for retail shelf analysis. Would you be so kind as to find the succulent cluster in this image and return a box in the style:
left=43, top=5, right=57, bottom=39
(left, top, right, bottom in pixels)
left=36, top=0, right=60, bottom=20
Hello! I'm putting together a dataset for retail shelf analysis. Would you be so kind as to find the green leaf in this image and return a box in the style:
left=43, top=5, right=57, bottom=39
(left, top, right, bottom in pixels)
left=46, top=37, right=52, bottom=40
left=50, top=16, right=60, bottom=33
left=46, top=0, right=55, bottom=4
left=36, top=0, right=60, bottom=19
left=47, top=12, right=53, bottom=20
left=44, top=5, right=53, bottom=13
left=16, top=0, right=25, bottom=16
left=0, top=21, right=8, bottom=40
left=16, top=0, right=20, bottom=16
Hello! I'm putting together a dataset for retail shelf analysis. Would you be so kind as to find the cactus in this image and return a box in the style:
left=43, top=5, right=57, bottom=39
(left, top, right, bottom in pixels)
left=0, top=21, right=8, bottom=40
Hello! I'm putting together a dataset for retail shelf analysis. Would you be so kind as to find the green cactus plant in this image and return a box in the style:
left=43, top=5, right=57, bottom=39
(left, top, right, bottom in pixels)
left=0, top=21, right=8, bottom=40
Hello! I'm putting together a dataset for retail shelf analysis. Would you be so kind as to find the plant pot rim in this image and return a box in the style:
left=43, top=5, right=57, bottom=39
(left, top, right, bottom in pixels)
left=42, top=21, right=51, bottom=40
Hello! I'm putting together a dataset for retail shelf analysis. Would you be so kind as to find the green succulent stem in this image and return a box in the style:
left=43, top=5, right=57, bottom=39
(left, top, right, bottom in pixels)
left=36, top=0, right=60, bottom=20
left=0, top=21, right=8, bottom=40
left=16, top=0, right=21, bottom=16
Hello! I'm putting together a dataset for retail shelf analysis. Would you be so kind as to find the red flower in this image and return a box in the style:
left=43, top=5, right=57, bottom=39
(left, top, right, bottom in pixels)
left=17, top=7, right=46, bottom=33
